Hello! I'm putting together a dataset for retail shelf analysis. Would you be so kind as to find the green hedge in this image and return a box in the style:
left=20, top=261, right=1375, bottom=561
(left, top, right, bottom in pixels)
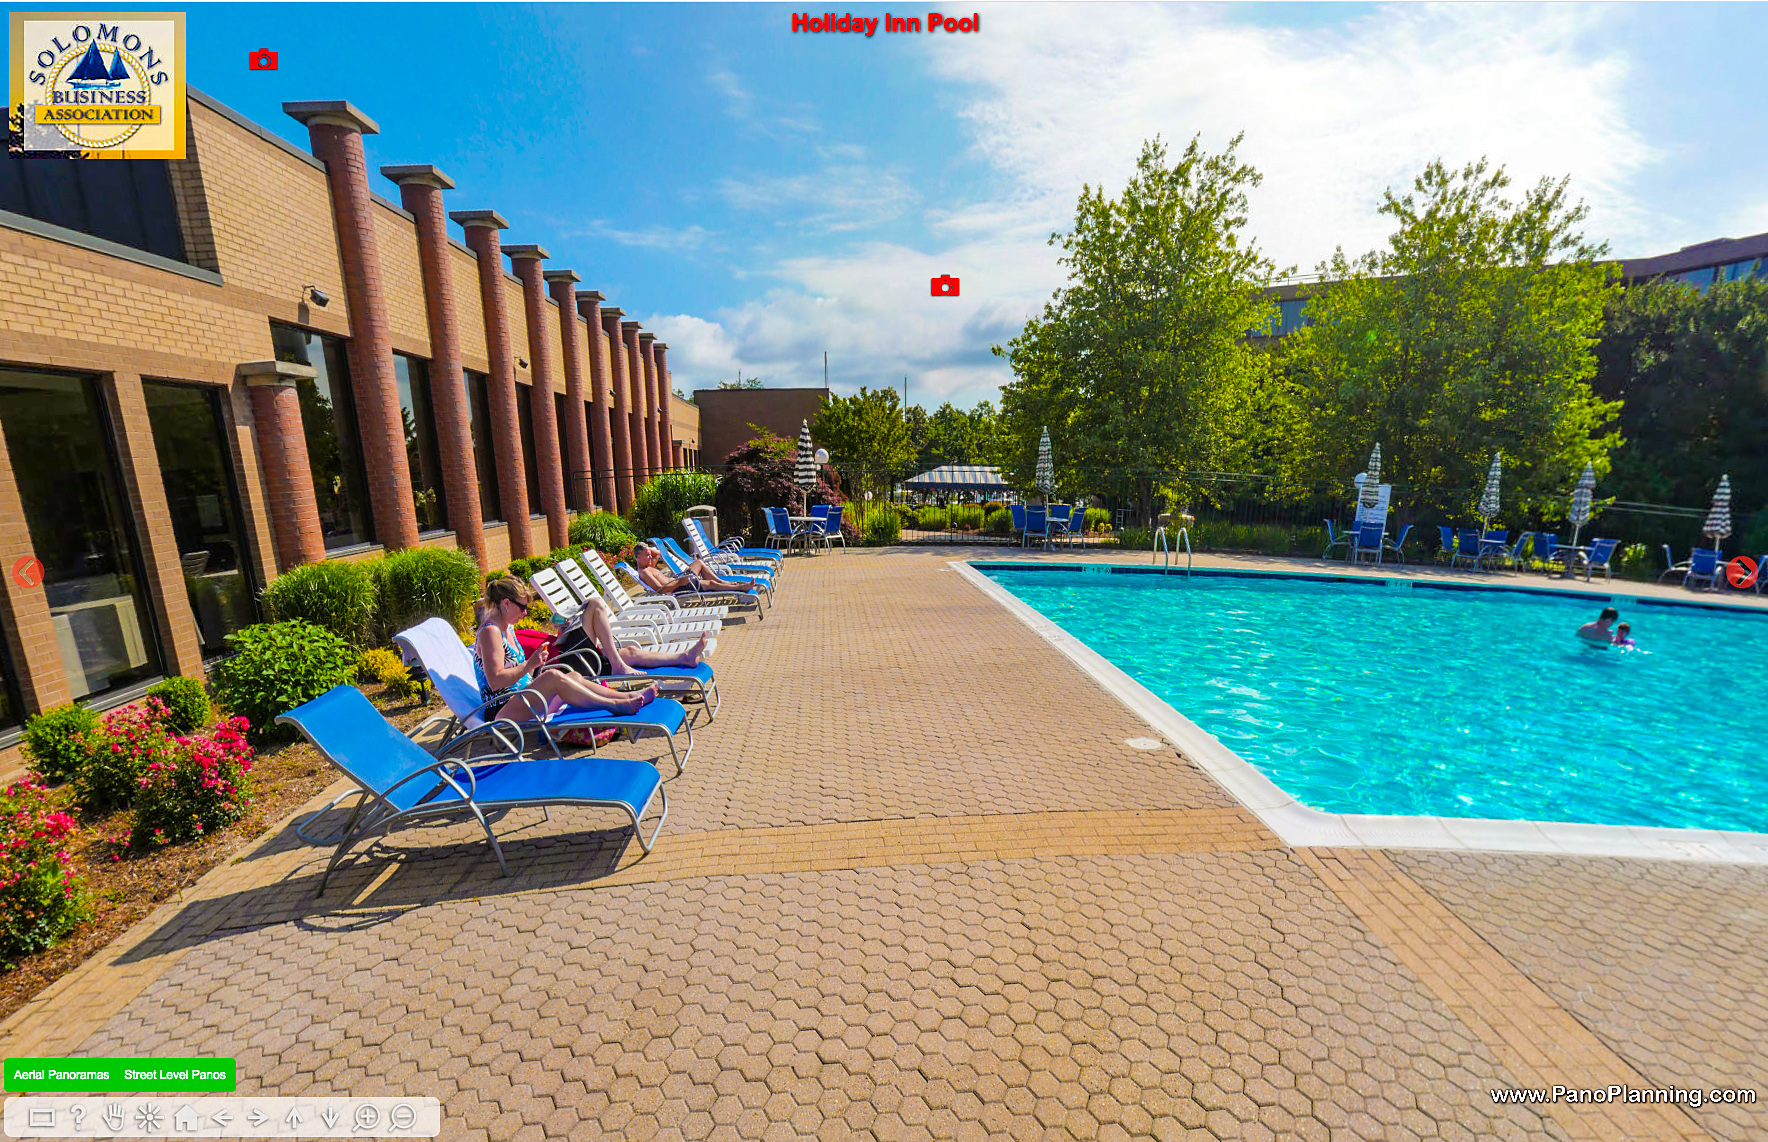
left=210, top=621, right=357, bottom=742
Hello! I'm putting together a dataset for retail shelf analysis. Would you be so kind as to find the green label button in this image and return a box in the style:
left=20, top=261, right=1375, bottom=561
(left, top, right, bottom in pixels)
left=4, top=1058, right=236, bottom=1092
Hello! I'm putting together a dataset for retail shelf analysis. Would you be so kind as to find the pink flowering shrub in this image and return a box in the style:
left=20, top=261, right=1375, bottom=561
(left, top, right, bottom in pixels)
left=73, top=698, right=176, bottom=814
left=129, top=717, right=254, bottom=850
left=0, top=780, right=90, bottom=967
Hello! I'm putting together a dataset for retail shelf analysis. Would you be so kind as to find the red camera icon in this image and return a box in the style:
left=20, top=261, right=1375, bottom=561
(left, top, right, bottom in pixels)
left=931, top=274, right=959, bottom=297
left=249, top=49, right=278, bottom=71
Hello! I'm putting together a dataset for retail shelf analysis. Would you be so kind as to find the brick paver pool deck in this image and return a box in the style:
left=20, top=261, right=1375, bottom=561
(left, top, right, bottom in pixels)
left=3, top=549, right=1763, bottom=1141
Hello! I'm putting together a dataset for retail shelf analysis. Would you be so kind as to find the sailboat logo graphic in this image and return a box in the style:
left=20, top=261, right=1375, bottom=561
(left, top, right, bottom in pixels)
left=67, top=42, right=130, bottom=89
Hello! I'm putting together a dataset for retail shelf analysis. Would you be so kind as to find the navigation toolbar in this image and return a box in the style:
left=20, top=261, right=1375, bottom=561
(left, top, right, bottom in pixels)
left=2, top=1097, right=441, bottom=1137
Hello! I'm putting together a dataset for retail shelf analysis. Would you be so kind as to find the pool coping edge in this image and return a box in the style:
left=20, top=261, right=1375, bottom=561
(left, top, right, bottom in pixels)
left=951, top=559, right=1768, bottom=866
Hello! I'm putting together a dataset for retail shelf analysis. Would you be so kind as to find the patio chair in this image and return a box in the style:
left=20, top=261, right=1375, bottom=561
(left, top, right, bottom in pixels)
left=277, top=684, right=667, bottom=894
left=1022, top=506, right=1049, bottom=549
left=1532, top=533, right=1560, bottom=573
left=687, top=517, right=784, bottom=570
left=1435, top=525, right=1456, bottom=563
left=1477, top=530, right=1509, bottom=570
left=658, top=535, right=775, bottom=593
left=806, top=504, right=846, bottom=552
left=554, top=557, right=728, bottom=630
left=1323, top=520, right=1351, bottom=561
left=1499, top=532, right=1531, bottom=571
left=1754, top=554, right=1767, bottom=594
left=1577, top=537, right=1619, bottom=583
left=1684, top=547, right=1722, bottom=591
left=1010, top=504, right=1026, bottom=543
left=1054, top=505, right=1087, bottom=549
left=1450, top=528, right=1485, bottom=569
left=393, top=616, right=695, bottom=776
left=1349, top=520, right=1385, bottom=565
left=1381, top=523, right=1413, bottom=564
left=762, top=507, right=793, bottom=551
left=583, top=547, right=757, bottom=632
left=531, top=565, right=721, bottom=648
left=1657, top=544, right=1690, bottom=584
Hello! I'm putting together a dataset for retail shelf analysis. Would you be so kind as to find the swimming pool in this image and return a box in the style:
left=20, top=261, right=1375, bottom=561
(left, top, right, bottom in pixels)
left=979, top=565, right=1768, bottom=835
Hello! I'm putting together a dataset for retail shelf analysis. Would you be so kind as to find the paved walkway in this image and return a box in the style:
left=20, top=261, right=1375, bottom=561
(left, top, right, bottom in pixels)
left=3, top=551, right=1762, bottom=1141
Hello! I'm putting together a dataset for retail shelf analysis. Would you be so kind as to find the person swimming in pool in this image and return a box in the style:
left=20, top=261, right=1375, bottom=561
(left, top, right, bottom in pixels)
left=1610, top=622, right=1637, bottom=650
left=1577, top=606, right=1620, bottom=645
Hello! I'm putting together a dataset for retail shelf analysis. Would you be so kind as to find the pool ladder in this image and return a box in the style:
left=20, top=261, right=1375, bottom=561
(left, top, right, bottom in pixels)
left=1153, top=512, right=1192, bottom=576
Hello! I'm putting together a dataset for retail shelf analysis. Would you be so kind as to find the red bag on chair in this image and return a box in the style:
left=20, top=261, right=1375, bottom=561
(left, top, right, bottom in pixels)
left=512, top=628, right=556, bottom=659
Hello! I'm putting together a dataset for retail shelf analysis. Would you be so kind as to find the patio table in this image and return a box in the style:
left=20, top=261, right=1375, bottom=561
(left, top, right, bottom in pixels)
left=1550, top=544, right=1588, bottom=579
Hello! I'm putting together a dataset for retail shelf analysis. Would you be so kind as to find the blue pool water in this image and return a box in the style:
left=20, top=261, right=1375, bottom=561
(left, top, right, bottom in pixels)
left=982, top=566, right=1768, bottom=833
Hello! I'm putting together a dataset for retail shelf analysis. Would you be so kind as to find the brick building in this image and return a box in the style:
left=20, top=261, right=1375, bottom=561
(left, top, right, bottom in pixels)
left=0, top=88, right=696, bottom=743
left=692, top=387, right=830, bottom=471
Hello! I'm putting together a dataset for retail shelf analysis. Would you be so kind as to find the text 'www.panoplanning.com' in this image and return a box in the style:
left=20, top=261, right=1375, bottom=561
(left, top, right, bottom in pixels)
left=1491, top=1085, right=1758, bottom=1109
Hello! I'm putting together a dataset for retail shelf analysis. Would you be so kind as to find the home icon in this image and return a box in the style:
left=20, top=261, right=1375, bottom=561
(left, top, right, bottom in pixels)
left=173, top=1105, right=202, bottom=1132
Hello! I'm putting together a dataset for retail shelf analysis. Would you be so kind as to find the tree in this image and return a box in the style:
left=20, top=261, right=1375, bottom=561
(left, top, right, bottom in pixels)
left=713, top=432, right=794, bottom=542
left=718, top=374, right=763, bottom=390
left=811, top=386, right=914, bottom=476
left=1281, top=159, right=1621, bottom=517
left=916, top=400, right=1010, bottom=470
left=995, top=135, right=1278, bottom=515
left=1593, top=276, right=1768, bottom=543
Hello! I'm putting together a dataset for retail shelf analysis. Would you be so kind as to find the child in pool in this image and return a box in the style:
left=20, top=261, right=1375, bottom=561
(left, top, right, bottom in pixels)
left=1610, top=622, right=1637, bottom=649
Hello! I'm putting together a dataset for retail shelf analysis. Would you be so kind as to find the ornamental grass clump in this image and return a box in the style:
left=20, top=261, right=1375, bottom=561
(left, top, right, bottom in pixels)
left=629, top=471, right=721, bottom=542
left=373, top=547, right=480, bottom=638
left=73, top=698, right=177, bottom=815
left=0, top=780, right=89, bottom=968
left=862, top=509, right=901, bottom=547
left=130, top=717, right=254, bottom=850
left=260, top=559, right=376, bottom=646
left=568, top=511, right=638, bottom=556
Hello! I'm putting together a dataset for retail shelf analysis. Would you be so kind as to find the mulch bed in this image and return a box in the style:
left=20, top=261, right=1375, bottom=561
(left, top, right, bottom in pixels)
left=0, top=687, right=437, bottom=1026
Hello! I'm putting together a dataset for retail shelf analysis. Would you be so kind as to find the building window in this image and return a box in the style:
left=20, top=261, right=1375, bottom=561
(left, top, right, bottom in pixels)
left=556, top=393, right=584, bottom=511
left=393, top=354, right=448, bottom=533
left=464, top=370, right=501, bottom=523
left=272, top=324, right=375, bottom=549
left=1276, top=297, right=1311, bottom=335
left=1718, top=258, right=1763, bottom=283
left=515, top=382, right=541, bottom=516
left=0, top=155, right=187, bottom=263
left=0, top=637, right=19, bottom=732
left=0, top=368, right=165, bottom=700
left=142, top=380, right=259, bottom=658
left=1667, top=267, right=1716, bottom=291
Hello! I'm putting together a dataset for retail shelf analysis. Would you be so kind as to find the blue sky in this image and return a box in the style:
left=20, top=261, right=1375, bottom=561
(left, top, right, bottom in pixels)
left=13, top=3, right=1768, bottom=408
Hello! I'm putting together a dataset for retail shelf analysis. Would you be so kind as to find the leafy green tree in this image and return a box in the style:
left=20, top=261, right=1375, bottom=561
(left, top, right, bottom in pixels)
left=811, top=386, right=915, bottom=475
left=995, top=135, right=1278, bottom=514
left=1593, top=276, right=1768, bottom=545
left=916, top=400, right=1010, bottom=470
left=1281, top=159, right=1620, bottom=516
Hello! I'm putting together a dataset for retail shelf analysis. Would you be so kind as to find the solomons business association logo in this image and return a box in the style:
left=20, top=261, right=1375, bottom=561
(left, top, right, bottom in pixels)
left=8, top=12, right=186, bottom=157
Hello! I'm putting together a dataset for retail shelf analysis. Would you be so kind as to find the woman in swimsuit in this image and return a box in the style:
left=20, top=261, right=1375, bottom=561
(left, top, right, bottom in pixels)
left=474, top=578, right=658, bottom=720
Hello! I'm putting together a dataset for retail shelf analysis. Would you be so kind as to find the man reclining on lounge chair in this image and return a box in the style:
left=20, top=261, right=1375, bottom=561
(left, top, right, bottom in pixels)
left=633, top=542, right=762, bottom=598
left=475, top=578, right=664, bottom=720
left=546, top=583, right=712, bottom=677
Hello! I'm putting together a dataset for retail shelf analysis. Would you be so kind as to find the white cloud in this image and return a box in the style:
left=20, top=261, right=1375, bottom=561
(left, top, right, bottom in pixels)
left=667, top=3, right=1656, bottom=409
left=578, top=221, right=713, bottom=252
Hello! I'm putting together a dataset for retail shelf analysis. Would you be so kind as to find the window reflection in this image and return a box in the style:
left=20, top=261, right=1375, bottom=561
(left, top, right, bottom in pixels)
left=393, top=354, right=448, bottom=533
left=142, top=381, right=259, bottom=657
left=465, top=369, right=501, bottom=523
left=0, top=368, right=164, bottom=699
left=515, top=382, right=541, bottom=516
left=272, top=324, right=375, bottom=549
left=0, top=634, right=20, bottom=731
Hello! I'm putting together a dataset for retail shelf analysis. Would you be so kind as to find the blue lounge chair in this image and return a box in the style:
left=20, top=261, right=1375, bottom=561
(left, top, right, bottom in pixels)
left=660, top=535, right=775, bottom=588
left=278, top=685, right=667, bottom=893
left=1350, top=520, right=1385, bottom=564
left=395, top=618, right=695, bottom=776
left=686, top=516, right=784, bottom=570
left=653, top=541, right=774, bottom=605
left=1578, top=537, right=1619, bottom=583
left=1684, top=547, right=1722, bottom=591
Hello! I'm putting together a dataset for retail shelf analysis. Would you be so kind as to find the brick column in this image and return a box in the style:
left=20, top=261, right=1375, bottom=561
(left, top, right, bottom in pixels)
left=284, top=101, right=419, bottom=551
left=599, top=307, right=636, bottom=511
left=638, top=332, right=665, bottom=475
left=384, top=164, right=487, bottom=569
left=622, top=321, right=651, bottom=485
left=239, top=360, right=325, bottom=571
left=505, top=246, right=569, bottom=550
left=575, top=291, right=619, bottom=514
left=451, top=209, right=534, bottom=558
left=102, top=373, right=205, bottom=679
left=546, top=270, right=594, bottom=515
left=653, top=342, right=677, bottom=471
left=0, top=424, right=71, bottom=713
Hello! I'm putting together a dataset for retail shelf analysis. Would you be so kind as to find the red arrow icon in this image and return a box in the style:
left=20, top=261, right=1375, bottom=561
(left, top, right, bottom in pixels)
left=10, top=556, right=43, bottom=589
left=1725, top=555, right=1758, bottom=590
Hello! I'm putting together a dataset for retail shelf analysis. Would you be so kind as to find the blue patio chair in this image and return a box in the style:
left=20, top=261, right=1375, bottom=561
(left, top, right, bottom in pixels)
left=1533, top=533, right=1560, bottom=571
left=763, top=507, right=794, bottom=551
left=1057, top=505, right=1088, bottom=549
left=395, top=616, right=697, bottom=776
left=1324, top=520, right=1352, bottom=561
left=685, top=517, right=783, bottom=573
left=652, top=541, right=773, bottom=605
left=1022, top=506, right=1048, bottom=549
left=1381, top=524, right=1414, bottom=563
left=277, top=685, right=667, bottom=894
left=1500, top=531, right=1532, bottom=571
left=1657, top=544, right=1690, bottom=583
left=1350, top=520, right=1385, bottom=564
left=1578, top=537, right=1619, bottom=583
left=1010, top=504, right=1026, bottom=542
left=809, top=504, right=846, bottom=552
left=1755, top=554, right=1767, bottom=595
left=1684, top=547, right=1722, bottom=591
left=1451, top=528, right=1485, bottom=569
left=1477, top=529, right=1509, bottom=570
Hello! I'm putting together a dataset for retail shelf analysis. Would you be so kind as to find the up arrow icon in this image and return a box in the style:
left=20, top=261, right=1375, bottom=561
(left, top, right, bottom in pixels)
left=320, top=1107, right=340, bottom=1128
left=284, top=1107, right=304, bottom=1128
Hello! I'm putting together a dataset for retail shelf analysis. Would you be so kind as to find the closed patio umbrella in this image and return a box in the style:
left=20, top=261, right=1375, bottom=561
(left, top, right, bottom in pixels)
left=794, top=420, right=817, bottom=489
left=1360, top=445, right=1382, bottom=509
left=1703, top=474, right=1732, bottom=550
left=1478, top=452, right=1502, bottom=528
left=1035, top=427, right=1055, bottom=501
left=1568, top=463, right=1595, bottom=548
